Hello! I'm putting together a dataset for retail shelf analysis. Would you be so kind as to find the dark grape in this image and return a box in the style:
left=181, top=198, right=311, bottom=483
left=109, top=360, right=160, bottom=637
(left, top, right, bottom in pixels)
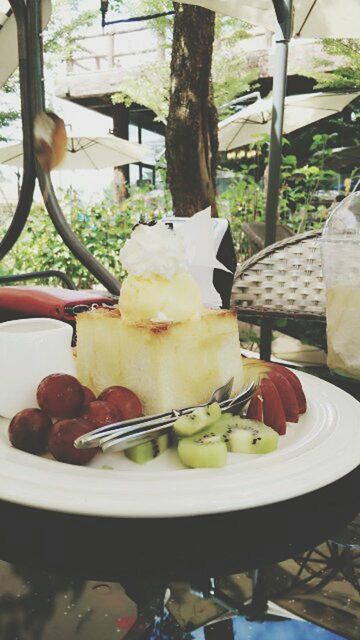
left=48, top=419, right=98, bottom=465
left=98, top=386, right=143, bottom=420
left=79, top=400, right=118, bottom=428
left=9, top=408, right=52, bottom=454
left=37, top=373, right=84, bottom=418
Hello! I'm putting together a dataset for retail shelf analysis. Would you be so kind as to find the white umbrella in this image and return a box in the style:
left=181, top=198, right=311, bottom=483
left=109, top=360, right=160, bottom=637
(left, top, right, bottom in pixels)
left=219, top=91, right=360, bottom=151
left=0, top=0, right=52, bottom=89
left=179, top=0, right=360, bottom=38
left=0, top=134, right=150, bottom=170
left=177, top=1, right=275, bottom=29
left=177, top=0, right=360, bottom=248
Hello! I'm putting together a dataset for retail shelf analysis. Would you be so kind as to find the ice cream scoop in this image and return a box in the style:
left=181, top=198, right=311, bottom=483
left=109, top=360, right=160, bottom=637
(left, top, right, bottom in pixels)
left=119, top=272, right=202, bottom=323
left=119, top=223, right=203, bottom=322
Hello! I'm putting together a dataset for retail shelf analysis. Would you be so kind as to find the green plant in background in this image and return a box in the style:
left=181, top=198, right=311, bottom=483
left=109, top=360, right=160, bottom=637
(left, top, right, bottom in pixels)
left=217, top=163, right=265, bottom=258
left=217, top=133, right=337, bottom=351
left=0, top=131, right=341, bottom=288
left=278, top=135, right=338, bottom=233
left=218, top=132, right=339, bottom=261
left=315, top=39, right=360, bottom=91
left=0, top=109, right=20, bottom=142
left=0, top=160, right=332, bottom=351
left=111, top=0, right=257, bottom=122
left=1, top=184, right=170, bottom=288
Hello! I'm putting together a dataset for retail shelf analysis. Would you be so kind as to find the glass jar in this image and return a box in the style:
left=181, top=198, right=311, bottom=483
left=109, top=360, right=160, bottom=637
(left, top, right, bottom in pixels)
left=321, top=192, right=360, bottom=380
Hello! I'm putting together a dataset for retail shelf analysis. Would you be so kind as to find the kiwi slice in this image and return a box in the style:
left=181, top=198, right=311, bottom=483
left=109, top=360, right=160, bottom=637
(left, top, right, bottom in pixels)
left=229, top=420, right=279, bottom=454
left=173, top=402, right=222, bottom=438
left=208, top=415, right=279, bottom=454
left=125, top=433, right=169, bottom=464
left=177, top=432, right=227, bottom=468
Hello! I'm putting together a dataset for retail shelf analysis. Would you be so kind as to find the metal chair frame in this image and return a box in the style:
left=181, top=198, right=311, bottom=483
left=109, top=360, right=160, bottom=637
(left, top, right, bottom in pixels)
left=0, top=269, right=76, bottom=289
left=1, top=1, right=120, bottom=295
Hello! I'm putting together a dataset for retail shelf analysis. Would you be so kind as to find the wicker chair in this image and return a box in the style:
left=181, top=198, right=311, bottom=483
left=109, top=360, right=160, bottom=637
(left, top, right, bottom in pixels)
left=231, top=229, right=325, bottom=323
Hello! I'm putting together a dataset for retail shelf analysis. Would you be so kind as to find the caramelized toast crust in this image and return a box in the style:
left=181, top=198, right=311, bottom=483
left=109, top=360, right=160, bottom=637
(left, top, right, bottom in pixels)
left=76, top=307, right=243, bottom=414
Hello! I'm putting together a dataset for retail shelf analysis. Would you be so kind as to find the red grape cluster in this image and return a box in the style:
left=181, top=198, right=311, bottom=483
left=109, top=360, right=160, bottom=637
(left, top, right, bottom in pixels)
left=8, top=374, right=143, bottom=466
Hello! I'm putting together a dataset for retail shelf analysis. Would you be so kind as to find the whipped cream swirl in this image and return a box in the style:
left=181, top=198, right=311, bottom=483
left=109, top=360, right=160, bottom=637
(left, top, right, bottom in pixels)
left=120, top=223, right=187, bottom=279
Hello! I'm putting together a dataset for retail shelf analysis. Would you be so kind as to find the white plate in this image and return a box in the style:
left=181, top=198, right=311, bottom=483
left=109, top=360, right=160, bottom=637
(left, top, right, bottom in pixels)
left=0, top=372, right=359, bottom=518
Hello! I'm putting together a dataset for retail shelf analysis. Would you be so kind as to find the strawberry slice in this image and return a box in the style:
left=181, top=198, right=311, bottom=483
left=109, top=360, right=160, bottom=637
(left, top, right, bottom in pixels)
left=270, top=364, right=307, bottom=413
left=260, top=378, right=287, bottom=435
left=268, top=370, right=299, bottom=423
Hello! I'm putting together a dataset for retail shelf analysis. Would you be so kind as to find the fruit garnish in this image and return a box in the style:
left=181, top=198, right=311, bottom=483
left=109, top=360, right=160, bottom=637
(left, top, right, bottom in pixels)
left=98, top=386, right=143, bottom=421
left=246, top=378, right=287, bottom=435
left=243, top=358, right=306, bottom=414
left=48, top=419, right=98, bottom=465
left=79, top=401, right=118, bottom=428
left=9, top=408, right=52, bottom=454
left=259, top=378, right=287, bottom=435
left=271, top=364, right=307, bottom=414
left=177, top=432, right=227, bottom=468
left=242, top=358, right=270, bottom=387
left=173, top=402, right=222, bottom=437
left=213, top=416, right=279, bottom=454
left=246, top=390, right=263, bottom=422
left=37, top=373, right=84, bottom=419
left=125, top=433, right=169, bottom=464
left=229, top=419, right=279, bottom=454
left=82, top=386, right=96, bottom=405
left=243, top=358, right=307, bottom=433
left=189, top=413, right=279, bottom=456
left=267, top=370, right=299, bottom=422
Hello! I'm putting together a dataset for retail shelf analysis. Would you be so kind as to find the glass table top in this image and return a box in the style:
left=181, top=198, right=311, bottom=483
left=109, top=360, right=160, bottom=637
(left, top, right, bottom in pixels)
left=0, top=526, right=359, bottom=640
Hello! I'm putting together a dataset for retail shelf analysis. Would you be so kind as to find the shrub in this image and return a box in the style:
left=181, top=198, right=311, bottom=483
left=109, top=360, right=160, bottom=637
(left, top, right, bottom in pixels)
left=1, top=184, right=170, bottom=288
left=218, top=135, right=337, bottom=261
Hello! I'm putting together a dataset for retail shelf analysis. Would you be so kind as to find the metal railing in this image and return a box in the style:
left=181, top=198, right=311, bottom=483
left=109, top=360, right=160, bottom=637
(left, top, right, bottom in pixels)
left=65, top=28, right=158, bottom=74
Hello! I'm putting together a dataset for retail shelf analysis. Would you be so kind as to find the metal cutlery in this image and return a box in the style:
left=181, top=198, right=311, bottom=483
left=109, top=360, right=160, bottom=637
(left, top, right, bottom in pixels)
left=74, top=378, right=256, bottom=454
left=100, top=382, right=256, bottom=454
left=74, top=377, right=234, bottom=450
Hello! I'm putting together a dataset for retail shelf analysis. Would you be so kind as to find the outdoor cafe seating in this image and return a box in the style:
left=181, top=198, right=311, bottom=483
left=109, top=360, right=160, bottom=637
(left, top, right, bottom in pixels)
left=0, top=2, right=359, bottom=640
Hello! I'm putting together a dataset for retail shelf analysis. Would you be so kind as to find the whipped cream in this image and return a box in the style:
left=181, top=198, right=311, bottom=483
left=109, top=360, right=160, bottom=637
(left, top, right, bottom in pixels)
left=150, top=311, right=170, bottom=322
left=120, top=223, right=187, bottom=279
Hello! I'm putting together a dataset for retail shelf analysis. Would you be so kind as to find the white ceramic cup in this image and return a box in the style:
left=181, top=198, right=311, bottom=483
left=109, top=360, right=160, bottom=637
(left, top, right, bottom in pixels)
left=0, top=318, right=76, bottom=419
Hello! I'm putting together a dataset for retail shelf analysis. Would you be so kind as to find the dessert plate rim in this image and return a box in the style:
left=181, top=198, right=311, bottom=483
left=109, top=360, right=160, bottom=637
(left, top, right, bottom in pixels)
left=0, top=371, right=359, bottom=518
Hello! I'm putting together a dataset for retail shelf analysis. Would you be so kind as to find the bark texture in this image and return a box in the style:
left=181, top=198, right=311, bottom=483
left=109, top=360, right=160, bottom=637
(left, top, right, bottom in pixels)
left=166, top=3, right=218, bottom=217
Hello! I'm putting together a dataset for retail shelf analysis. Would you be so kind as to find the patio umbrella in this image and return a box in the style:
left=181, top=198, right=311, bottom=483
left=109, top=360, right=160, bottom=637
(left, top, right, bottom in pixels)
left=177, top=0, right=360, bottom=244
left=175, top=1, right=276, bottom=29
left=179, top=0, right=360, bottom=38
left=0, top=134, right=150, bottom=170
left=0, top=0, right=51, bottom=89
left=219, top=92, right=360, bottom=151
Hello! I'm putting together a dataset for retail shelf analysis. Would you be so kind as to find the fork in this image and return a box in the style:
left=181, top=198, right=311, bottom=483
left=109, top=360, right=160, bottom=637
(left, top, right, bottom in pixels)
left=74, top=377, right=234, bottom=450
left=98, top=382, right=255, bottom=454
left=99, top=382, right=255, bottom=453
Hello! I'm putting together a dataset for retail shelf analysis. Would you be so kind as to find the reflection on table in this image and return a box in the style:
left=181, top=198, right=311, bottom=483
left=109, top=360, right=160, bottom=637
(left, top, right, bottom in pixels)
left=0, top=519, right=358, bottom=639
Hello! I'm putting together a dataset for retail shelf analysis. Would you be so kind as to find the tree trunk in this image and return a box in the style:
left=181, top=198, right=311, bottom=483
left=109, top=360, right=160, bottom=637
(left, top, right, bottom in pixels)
left=166, top=3, right=218, bottom=217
